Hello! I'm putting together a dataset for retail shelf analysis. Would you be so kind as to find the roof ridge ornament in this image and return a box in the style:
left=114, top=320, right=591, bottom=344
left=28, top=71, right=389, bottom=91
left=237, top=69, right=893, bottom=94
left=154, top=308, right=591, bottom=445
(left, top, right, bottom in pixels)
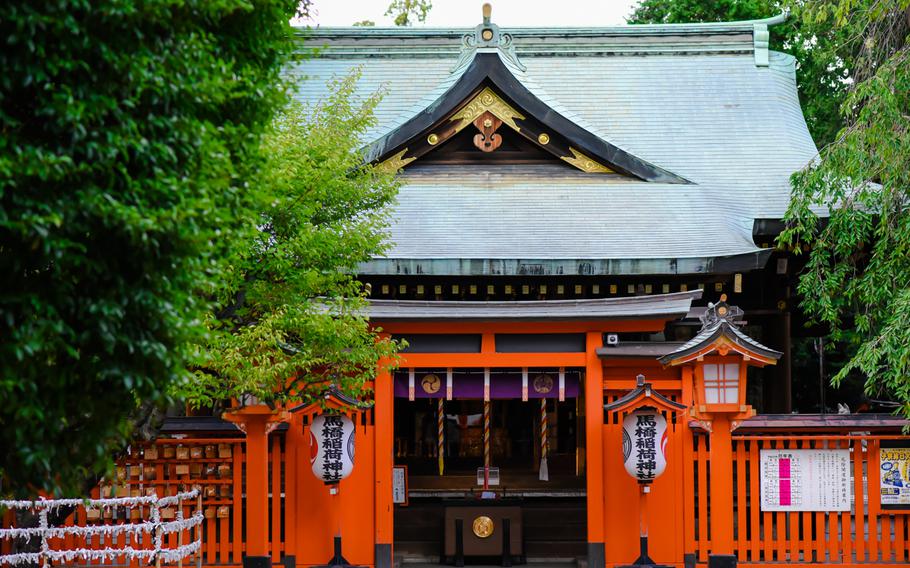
left=660, top=293, right=782, bottom=367
left=752, top=9, right=787, bottom=66
left=452, top=3, right=526, bottom=73
left=700, top=294, right=744, bottom=329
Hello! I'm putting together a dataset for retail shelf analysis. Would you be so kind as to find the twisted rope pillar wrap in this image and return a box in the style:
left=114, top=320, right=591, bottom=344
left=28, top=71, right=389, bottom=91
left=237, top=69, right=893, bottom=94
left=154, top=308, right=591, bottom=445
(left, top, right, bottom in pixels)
left=437, top=398, right=445, bottom=476
left=483, top=400, right=492, bottom=485
left=539, top=398, right=550, bottom=481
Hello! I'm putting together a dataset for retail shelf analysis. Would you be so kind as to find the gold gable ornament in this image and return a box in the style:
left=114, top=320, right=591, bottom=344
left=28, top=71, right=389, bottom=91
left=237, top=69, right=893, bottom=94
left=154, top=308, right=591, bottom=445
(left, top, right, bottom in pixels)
left=450, top=87, right=525, bottom=133
left=376, top=148, right=416, bottom=173
left=561, top=147, right=613, bottom=174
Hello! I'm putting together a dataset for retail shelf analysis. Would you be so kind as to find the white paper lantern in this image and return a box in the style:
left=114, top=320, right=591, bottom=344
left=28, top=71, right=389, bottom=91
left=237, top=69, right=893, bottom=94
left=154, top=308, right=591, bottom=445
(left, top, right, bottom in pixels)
left=309, top=414, right=356, bottom=484
left=621, top=409, right=669, bottom=482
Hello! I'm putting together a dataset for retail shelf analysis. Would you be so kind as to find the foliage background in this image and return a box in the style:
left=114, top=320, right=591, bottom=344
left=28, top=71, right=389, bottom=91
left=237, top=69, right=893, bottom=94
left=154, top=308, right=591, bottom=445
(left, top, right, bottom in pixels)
left=632, top=0, right=910, bottom=414
left=185, top=73, right=400, bottom=411
left=0, top=0, right=299, bottom=497
left=780, top=0, right=910, bottom=415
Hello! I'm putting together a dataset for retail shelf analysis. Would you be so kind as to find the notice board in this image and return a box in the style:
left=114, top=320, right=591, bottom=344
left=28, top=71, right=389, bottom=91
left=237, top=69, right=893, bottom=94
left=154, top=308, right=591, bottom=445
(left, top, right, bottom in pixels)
left=760, top=449, right=851, bottom=512
left=392, top=465, right=408, bottom=506
left=881, top=442, right=910, bottom=510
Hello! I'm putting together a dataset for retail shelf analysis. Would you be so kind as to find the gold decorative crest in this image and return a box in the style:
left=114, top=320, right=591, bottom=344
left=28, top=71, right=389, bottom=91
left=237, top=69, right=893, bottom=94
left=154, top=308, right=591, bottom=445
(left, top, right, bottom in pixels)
left=421, top=374, right=441, bottom=394
left=472, top=515, right=494, bottom=538
left=533, top=374, right=554, bottom=394
left=450, top=87, right=525, bottom=133
left=376, top=148, right=416, bottom=173
left=561, top=147, right=613, bottom=173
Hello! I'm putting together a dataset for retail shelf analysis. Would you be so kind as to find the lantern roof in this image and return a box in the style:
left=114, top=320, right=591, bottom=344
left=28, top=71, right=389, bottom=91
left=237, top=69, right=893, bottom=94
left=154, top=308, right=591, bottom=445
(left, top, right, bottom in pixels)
left=287, top=384, right=373, bottom=415
left=658, top=295, right=782, bottom=366
left=604, top=374, right=687, bottom=414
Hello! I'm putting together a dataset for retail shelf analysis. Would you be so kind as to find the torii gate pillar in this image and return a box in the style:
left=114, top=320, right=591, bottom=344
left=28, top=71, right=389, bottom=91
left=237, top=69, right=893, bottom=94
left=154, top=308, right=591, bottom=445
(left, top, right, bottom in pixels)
left=224, top=405, right=288, bottom=568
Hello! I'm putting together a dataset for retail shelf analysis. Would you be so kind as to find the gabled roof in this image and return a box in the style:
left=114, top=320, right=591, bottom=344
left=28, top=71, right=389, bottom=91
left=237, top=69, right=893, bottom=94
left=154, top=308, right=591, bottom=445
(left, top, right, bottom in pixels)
left=290, top=12, right=817, bottom=276
left=287, top=384, right=373, bottom=414
left=603, top=374, right=687, bottom=414
left=362, top=34, right=688, bottom=182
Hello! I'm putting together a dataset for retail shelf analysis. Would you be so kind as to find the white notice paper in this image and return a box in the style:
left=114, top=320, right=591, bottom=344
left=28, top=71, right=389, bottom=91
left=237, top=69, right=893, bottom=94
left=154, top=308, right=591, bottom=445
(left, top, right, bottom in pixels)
left=392, top=466, right=407, bottom=505
left=759, top=449, right=851, bottom=512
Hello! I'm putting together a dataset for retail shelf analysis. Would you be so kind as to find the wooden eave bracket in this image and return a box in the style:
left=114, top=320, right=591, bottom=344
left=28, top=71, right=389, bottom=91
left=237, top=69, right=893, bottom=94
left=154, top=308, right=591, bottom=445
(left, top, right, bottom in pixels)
left=222, top=404, right=290, bottom=434
left=688, top=404, right=757, bottom=433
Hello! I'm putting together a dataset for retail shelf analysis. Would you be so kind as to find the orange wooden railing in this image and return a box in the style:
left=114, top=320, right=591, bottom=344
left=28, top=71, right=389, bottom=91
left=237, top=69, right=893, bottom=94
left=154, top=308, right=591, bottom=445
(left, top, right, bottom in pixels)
left=686, top=433, right=910, bottom=566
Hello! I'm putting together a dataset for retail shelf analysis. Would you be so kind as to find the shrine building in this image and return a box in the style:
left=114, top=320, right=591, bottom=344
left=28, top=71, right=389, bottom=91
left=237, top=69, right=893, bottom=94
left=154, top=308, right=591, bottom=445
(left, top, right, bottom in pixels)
left=12, top=7, right=910, bottom=568
left=271, top=8, right=910, bottom=567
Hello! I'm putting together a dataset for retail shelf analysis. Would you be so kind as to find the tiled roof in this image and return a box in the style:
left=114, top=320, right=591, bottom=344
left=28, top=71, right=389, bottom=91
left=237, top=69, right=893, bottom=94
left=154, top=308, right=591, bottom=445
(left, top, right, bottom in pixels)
left=367, top=290, right=701, bottom=321
left=289, top=16, right=817, bottom=275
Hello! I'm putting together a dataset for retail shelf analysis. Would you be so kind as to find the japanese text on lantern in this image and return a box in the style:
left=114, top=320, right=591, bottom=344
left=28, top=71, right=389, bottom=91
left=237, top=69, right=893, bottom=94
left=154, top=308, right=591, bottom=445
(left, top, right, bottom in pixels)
left=321, top=416, right=345, bottom=482
left=309, top=413, right=355, bottom=484
left=635, top=414, right=658, bottom=480
left=621, top=409, right=668, bottom=482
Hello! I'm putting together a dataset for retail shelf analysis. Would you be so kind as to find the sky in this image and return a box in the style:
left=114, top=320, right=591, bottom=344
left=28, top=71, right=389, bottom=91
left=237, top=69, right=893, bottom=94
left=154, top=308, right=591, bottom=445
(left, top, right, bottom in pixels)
left=301, top=0, right=639, bottom=27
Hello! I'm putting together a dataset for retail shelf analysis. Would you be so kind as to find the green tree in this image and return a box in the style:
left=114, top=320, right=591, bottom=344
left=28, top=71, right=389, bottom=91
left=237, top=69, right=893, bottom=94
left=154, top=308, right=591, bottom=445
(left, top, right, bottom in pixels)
left=627, top=0, right=851, bottom=146
left=0, top=0, right=300, bottom=498
left=386, top=0, right=432, bottom=26
left=780, top=0, right=910, bottom=416
left=184, top=73, right=400, bottom=411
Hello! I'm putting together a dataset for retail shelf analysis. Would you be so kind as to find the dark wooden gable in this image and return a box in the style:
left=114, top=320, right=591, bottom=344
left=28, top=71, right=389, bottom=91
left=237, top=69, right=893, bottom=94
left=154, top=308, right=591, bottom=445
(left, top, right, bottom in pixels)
left=365, top=53, right=688, bottom=182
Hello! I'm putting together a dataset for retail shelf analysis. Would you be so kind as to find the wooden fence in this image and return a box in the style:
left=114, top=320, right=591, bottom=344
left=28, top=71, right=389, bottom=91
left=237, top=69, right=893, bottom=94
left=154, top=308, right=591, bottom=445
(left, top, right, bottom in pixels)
left=0, top=490, right=202, bottom=567
left=6, top=424, right=910, bottom=567
left=687, top=433, right=910, bottom=566
left=1, top=436, right=288, bottom=568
